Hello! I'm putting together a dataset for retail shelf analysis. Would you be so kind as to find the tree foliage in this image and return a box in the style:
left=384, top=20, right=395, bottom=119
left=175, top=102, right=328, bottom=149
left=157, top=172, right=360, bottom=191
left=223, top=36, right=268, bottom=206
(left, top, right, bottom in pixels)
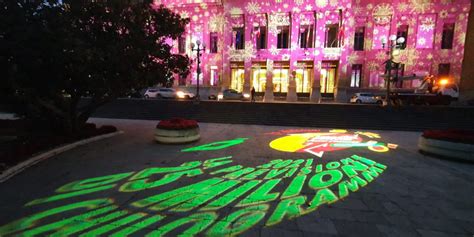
left=0, top=0, right=190, bottom=134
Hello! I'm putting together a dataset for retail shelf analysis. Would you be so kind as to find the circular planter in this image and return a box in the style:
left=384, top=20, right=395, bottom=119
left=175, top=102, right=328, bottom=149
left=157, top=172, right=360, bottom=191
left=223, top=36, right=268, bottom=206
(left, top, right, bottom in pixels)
left=155, top=118, right=200, bottom=144
left=418, top=130, right=474, bottom=162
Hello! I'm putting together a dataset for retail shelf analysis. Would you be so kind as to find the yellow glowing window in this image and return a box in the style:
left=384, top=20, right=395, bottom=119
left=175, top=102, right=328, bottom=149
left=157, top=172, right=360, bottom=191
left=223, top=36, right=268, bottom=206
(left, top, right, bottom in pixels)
left=230, top=67, right=245, bottom=92
left=273, top=68, right=289, bottom=93
left=252, top=68, right=267, bottom=92
left=320, top=62, right=337, bottom=94
left=295, top=68, right=311, bottom=93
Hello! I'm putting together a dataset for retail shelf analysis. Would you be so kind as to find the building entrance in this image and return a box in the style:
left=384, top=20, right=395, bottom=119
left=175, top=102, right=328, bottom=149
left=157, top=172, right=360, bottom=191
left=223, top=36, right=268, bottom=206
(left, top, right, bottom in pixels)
left=320, top=61, right=338, bottom=97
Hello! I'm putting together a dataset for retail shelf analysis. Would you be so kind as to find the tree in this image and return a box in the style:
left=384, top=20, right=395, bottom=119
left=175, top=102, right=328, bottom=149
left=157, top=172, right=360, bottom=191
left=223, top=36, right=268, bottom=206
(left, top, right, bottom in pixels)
left=0, top=0, right=190, bottom=134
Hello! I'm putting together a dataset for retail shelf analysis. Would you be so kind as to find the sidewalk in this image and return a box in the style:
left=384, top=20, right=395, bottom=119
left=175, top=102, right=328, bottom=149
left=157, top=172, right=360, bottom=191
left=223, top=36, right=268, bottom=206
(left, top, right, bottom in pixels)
left=0, top=118, right=472, bottom=236
left=0, top=112, right=16, bottom=120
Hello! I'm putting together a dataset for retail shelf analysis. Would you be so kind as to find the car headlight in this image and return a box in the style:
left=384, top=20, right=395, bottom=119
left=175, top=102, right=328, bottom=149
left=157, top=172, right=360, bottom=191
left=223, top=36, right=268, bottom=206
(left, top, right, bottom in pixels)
left=176, top=91, right=185, bottom=98
left=243, top=93, right=250, bottom=98
left=217, top=94, right=223, bottom=100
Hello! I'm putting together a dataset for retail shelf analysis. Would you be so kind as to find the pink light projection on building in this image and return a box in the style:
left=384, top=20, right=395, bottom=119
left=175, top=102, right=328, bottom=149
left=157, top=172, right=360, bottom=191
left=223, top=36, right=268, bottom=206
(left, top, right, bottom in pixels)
left=154, top=0, right=471, bottom=102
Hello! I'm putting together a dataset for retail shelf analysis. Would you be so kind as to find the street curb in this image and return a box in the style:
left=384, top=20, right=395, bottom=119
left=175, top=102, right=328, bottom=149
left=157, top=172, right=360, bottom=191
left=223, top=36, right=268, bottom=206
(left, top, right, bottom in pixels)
left=0, top=130, right=124, bottom=183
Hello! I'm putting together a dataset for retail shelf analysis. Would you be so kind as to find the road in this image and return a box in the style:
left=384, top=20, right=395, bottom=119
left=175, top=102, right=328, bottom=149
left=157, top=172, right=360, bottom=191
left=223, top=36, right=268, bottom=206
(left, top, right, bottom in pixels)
left=91, top=99, right=474, bottom=132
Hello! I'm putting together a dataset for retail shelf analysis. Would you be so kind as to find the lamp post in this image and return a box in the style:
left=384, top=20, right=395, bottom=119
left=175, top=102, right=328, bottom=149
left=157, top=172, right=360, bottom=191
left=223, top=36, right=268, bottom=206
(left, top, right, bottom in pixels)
left=381, top=35, right=405, bottom=107
left=191, top=40, right=206, bottom=102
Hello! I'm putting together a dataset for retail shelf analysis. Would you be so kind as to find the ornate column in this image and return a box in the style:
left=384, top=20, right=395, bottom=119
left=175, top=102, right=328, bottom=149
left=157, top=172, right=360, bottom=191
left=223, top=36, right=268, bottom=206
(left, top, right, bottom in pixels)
left=287, top=70, right=298, bottom=102
left=264, top=59, right=274, bottom=102
left=310, top=11, right=324, bottom=103
left=310, top=62, right=321, bottom=103
left=243, top=60, right=252, bottom=94
left=221, top=14, right=233, bottom=91
left=287, top=12, right=300, bottom=103
left=243, top=15, right=255, bottom=94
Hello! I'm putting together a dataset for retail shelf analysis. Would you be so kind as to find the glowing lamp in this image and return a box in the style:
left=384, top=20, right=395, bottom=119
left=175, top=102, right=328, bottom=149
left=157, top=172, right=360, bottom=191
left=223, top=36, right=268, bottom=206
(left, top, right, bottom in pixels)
left=439, top=79, right=449, bottom=85
left=396, top=37, right=405, bottom=44
left=243, top=93, right=250, bottom=98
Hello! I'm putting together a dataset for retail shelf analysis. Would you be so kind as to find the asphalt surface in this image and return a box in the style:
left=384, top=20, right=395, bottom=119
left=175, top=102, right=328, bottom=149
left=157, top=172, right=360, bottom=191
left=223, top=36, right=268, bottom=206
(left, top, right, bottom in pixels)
left=91, top=99, right=474, bottom=132
left=0, top=118, right=472, bottom=236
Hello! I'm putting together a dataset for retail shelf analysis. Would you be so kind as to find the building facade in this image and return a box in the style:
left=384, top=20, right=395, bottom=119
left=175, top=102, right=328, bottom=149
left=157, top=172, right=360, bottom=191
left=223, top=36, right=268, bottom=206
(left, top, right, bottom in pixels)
left=157, top=0, right=471, bottom=101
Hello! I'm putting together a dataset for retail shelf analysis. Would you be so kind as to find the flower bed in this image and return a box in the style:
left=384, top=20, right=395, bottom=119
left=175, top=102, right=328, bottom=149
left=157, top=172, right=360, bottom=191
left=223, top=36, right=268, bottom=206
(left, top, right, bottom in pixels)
left=418, top=129, right=474, bottom=162
left=422, top=129, right=474, bottom=144
left=155, top=118, right=200, bottom=144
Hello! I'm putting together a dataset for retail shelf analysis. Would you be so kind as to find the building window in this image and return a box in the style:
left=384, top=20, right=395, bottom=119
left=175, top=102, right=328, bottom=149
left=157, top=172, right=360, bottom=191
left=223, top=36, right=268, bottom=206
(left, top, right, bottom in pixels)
left=210, top=66, right=219, bottom=86
left=299, top=25, right=314, bottom=48
left=178, top=36, right=186, bottom=54
left=353, top=27, right=364, bottom=51
left=277, top=26, right=290, bottom=49
left=441, top=23, right=455, bottom=49
left=209, top=32, right=218, bottom=53
left=438, top=63, right=451, bottom=77
left=351, top=64, right=362, bottom=87
left=325, top=24, right=339, bottom=48
left=255, top=26, right=267, bottom=50
left=396, top=25, right=408, bottom=49
left=233, top=27, right=245, bottom=50
left=230, top=63, right=245, bottom=92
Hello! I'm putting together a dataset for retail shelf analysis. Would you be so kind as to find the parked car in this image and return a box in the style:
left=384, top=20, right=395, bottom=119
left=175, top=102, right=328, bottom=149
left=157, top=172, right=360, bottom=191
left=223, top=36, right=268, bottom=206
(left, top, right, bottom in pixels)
left=350, top=93, right=383, bottom=104
left=156, top=88, right=178, bottom=98
left=144, top=88, right=160, bottom=99
left=218, top=89, right=250, bottom=101
left=144, top=88, right=178, bottom=99
left=127, top=88, right=144, bottom=98
left=176, top=90, right=195, bottom=100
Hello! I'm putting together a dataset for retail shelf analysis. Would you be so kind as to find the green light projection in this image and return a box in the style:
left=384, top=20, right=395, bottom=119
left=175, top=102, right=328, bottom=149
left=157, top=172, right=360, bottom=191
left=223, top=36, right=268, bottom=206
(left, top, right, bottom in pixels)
left=0, top=132, right=394, bottom=236
left=181, top=138, right=248, bottom=152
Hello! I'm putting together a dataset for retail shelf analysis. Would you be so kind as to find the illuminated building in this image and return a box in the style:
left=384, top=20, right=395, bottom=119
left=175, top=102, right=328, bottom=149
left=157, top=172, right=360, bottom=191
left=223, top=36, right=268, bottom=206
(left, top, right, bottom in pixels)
left=158, top=0, right=471, bottom=102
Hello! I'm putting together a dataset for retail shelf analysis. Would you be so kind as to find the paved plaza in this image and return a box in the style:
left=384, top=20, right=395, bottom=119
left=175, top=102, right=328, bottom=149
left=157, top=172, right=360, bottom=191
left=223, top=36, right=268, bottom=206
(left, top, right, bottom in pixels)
left=0, top=118, right=473, bottom=236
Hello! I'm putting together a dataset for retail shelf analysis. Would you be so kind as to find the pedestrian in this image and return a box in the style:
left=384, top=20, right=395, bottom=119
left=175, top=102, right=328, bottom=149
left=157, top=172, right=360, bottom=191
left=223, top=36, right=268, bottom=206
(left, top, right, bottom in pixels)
left=426, top=75, right=434, bottom=93
left=251, top=87, right=256, bottom=102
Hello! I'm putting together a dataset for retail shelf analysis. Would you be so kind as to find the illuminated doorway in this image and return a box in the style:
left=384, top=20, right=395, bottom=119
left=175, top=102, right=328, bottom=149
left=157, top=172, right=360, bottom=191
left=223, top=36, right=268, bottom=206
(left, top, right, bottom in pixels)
left=252, top=62, right=267, bottom=92
left=295, top=62, right=313, bottom=93
left=230, top=62, right=244, bottom=92
left=320, top=61, right=338, bottom=97
left=273, top=62, right=289, bottom=93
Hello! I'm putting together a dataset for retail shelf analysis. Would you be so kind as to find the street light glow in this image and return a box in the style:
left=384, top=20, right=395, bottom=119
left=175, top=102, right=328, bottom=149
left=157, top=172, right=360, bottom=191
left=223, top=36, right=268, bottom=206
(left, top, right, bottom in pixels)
left=439, top=79, right=449, bottom=85
left=396, top=37, right=405, bottom=44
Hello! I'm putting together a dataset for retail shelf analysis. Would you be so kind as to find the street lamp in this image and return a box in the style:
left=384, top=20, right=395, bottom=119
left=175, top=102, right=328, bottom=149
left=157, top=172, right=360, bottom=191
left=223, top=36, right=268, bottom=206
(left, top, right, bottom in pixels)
left=381, top=35, right=405, bottom=106
left=191, top=39, right=206, bottom=102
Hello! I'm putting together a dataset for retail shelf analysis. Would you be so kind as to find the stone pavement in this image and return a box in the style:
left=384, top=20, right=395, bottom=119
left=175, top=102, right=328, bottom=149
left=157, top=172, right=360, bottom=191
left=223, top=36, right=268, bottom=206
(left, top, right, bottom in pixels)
left=0, top=118, right=472, bottom=236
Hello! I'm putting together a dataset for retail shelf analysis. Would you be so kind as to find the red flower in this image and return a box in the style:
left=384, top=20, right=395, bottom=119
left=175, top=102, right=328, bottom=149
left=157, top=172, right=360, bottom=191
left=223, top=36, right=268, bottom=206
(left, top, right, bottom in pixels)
left=156, top=118, right=199, bottom=130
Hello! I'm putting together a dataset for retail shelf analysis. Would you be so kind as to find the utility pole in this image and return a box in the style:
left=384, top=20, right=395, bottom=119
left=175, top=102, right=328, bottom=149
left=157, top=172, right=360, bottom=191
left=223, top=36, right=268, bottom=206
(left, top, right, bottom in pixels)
left=191, top=40, right=206, bottom=103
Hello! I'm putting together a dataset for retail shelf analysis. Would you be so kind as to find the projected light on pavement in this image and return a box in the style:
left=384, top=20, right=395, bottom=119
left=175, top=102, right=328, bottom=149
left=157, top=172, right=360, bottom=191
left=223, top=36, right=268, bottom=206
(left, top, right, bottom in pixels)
left=0, top=130, right=396, bottom=236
